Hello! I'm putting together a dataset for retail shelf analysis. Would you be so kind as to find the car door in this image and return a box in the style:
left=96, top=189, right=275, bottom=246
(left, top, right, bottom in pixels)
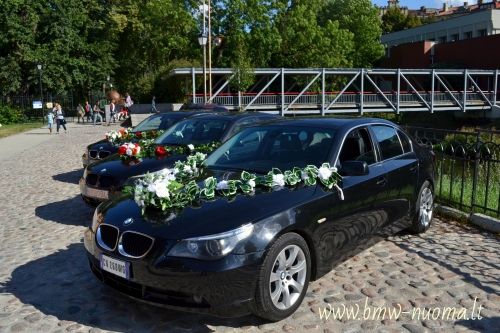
left=369, top=125, right=419, bottom=224
left=321, top=126, right=391, bottom=264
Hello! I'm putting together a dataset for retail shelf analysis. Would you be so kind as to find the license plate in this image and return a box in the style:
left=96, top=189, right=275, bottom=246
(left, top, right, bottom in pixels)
left=100, top=254, right=130, bottom=279
left=87, top=187, right=108, bottom=199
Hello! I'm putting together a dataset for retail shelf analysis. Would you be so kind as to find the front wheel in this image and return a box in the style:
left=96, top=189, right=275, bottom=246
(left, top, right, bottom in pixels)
left=252, top=233, right=311, bottom=321
left=409, top=180, right=434, bottom=233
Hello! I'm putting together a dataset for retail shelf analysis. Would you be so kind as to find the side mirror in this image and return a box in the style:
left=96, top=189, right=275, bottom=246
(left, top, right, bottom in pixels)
left=341, top=161, right=369, bottom=176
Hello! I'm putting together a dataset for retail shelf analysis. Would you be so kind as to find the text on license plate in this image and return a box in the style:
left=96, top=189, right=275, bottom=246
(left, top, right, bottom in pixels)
left=87, top=188, right=108, bottom=199
left=100, top=254, right=130, bottom=279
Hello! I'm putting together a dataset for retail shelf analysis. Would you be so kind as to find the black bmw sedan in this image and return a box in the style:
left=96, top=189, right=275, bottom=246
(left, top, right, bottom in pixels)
left=83, top=117, right=437, bottom=320
left=82, top=109, right=227, bottom=168
left=80, top=112, right=281, bottom=207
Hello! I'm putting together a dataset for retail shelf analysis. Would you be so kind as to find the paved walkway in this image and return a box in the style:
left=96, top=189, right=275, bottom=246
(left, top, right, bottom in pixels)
left=0, top=122, right=499, bottom=333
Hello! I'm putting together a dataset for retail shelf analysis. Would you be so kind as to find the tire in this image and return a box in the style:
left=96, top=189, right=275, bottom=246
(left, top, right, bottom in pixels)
left=409, top=180, right=434, bottom=233
left=252, top=233, right=311, bottom=321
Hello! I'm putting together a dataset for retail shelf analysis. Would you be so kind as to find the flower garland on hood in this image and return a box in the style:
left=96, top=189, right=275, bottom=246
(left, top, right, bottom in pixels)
left=106, top=128, right=164, bottom=144
left=124, top=156, right=343, bottom=215
left=117, top=141, right=222, bottom=161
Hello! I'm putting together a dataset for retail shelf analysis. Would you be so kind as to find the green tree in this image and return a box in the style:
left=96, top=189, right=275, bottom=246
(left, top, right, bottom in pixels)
left=320, top=0, right=385, bottom=68
left=381, top=7, right=407, bottom=33
left=271, top=0, right=353, bottom=68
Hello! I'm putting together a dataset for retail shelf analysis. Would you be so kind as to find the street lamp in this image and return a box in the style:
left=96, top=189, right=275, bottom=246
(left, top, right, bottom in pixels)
left=198, top=33, right=208, bottom=104
left=37, top=62, right=43, bottom=111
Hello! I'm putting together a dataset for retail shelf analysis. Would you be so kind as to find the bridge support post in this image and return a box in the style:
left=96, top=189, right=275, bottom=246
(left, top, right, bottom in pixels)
left=397, top=68, right=400, bottom=114
left=321, top=68, right=325, bottom=116
left=431, top=69, right=435, bottom=113
left=463, top=69, right=468, bottom=112
left=360, top=69, right=364, bottom=115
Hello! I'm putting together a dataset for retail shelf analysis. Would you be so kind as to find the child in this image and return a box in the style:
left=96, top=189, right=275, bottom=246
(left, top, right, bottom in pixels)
left=46, top=111, right=55, bottom=134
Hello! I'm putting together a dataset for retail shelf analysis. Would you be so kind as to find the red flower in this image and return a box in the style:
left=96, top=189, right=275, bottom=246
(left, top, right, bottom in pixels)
left=155, top=146, right=167, bottom=156
left=106, top=135, right=109, bottom=141
left=133, top=147, right=140, bottom=155
left=151, top=130, right=155, bottom=135
left=136, top=132, right=142, bottom=139
left=118, top=146, right=127, bottom=155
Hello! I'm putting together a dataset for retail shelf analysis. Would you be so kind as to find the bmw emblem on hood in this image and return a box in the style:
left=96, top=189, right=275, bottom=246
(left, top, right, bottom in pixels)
left=124, top=218, right=134, bottom=226
left=101, top=169, right=106, bottom=173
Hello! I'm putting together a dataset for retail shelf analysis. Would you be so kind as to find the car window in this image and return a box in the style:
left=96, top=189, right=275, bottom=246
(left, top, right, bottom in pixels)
left=133, top=115, right=183, bottom=132
left=227, top=117, right=257, bottom=138
left=205, top=126, right=336, bottom=172
left=155, top=119, right=230, bottom=145
left=397, top=130, right=412, bottom=153
left=338, top=128, right=376, bottom=165
left=371, top=125, right=404, bottom=160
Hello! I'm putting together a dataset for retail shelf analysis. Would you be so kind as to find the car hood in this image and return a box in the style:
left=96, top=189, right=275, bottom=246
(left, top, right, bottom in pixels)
left=86, top=153, right=188, bottom=178
left=97, top=169, right=318, bottom=240
left=87, top=139, right=119, bottom=151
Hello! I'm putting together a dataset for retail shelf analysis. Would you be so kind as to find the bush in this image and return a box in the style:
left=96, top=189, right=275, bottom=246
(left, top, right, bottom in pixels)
left=0, top=104, right=23, bottom=125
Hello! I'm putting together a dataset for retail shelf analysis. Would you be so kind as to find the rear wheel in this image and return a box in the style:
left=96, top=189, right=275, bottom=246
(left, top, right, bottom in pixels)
left=409, top=180, right=434, bottom=233
left=252, top=233, right=311, bottom=321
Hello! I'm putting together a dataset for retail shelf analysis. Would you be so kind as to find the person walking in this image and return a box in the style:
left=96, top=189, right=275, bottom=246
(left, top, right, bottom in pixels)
left=45, top=111, right=55, bottom=134
left=109, top=99, right=117, bottom=124
left=84, top=101, right=92, bottom=122
left=93, top=101, right=103, bottom=126
left=77, top=103, right=84, bottom=123
left=55, top=104, right=67, bottom=134
left=151, top=95, right=158, bottom=113
left=125, top=93, right=133, bottom=108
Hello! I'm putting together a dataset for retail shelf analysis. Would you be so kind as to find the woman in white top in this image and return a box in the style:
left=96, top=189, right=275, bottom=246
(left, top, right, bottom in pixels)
left=55, top=104, right=67, bottom=134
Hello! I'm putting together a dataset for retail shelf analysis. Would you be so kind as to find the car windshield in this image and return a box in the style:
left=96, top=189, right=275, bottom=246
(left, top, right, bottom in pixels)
left=154, top=118, right=231, bottom=145
left=204, top=125, right=337, bottom=173
left=132, top=114, right=185, bottom=132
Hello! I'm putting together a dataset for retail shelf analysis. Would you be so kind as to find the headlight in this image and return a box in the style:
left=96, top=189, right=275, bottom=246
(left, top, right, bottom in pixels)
left=167, top=224, right=254, bottom=260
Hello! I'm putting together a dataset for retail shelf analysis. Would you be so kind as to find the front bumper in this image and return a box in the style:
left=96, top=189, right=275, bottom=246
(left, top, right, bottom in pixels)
left=84, top=229, right=264, bottom=317
left=79, top=178, right=121, bottom=208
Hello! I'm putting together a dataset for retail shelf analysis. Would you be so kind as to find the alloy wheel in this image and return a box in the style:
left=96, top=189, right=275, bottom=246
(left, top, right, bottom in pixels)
left=268, top=244, right=307, bottom=310
left=419, top=187, right=433, bottom=228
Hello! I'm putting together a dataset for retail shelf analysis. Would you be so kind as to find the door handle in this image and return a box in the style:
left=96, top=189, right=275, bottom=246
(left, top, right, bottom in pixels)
left=410, top=165, right=418, bottom=172
left=376, top=177, right=387, bottom=186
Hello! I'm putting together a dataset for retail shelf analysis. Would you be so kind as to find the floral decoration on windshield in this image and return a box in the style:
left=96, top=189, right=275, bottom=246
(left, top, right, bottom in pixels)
left=117, top=141, right=222, bottom=162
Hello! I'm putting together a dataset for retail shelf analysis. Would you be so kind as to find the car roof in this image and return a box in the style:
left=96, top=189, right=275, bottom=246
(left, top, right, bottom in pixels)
left=178, top=112, right=281, bottom=123
left=252, top=116, right=397, bottom=130
left=151, top=111, right=217, bottom=118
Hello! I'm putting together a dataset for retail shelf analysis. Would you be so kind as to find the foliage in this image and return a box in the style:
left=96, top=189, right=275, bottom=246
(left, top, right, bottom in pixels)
left=0, top=0, right=388, bottom=102
left=0, top=104, right=23, bottom=125
left=319, top=0, right=385, bottom=68
left=381, top=8, right=437, bottom=34
left=228, top=44, right=256, bottom=93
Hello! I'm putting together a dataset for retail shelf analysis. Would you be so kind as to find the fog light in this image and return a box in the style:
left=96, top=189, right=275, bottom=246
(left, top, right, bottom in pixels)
left=193, top=295, right=203, bottom=304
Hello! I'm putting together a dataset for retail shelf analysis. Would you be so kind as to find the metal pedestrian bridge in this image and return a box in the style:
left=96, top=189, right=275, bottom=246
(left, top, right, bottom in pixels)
left=170, top=68, right=500, bottom=116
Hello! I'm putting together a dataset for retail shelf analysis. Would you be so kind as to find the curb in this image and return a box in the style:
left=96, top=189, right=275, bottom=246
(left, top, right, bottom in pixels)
left=435, top=204, right=500, bottom=233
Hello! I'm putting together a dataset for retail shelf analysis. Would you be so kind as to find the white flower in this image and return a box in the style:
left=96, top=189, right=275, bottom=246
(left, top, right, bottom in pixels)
left=184, top=165, right=192, bottom=173
left=173, top=168, right=179, bottom=175
left=318, top=167, right=332, bottom=180
left=155, top=184, right=170, bottom=198
left=135, top=198, right=145, bottom=207
left=135, top=146, right=141, bottom=154
left=188, top=144, right=194, bottom=150
left=272, top=174, right=285, bottom=187
left=216, top=180, right=230, bottom=190
left=147, top=183, right=156, bottom=192
left=247, top=179, right=255, bottom=188
left=126, top=148, right=133, bottom=156
left=127, top=143, right=136, bottom=149
left=301, top=171, right=309, bottom=180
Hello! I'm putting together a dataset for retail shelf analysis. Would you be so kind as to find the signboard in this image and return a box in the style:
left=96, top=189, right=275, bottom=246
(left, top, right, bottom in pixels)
left=46, top=102, right=53, bottom=108
left=32, top=100, right=43, bottom=109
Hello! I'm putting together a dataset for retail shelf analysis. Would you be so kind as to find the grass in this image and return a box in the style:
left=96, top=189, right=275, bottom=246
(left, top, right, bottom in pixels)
left=436, top=157, right=500, bottom=219
left=0, top=122, right=46, bottom=139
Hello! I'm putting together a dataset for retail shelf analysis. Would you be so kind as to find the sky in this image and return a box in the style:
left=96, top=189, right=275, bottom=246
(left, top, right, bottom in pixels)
left=371, top=0, right=477, bottom=10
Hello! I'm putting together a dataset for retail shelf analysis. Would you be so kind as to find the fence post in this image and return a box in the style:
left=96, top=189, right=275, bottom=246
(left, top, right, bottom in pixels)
left=470, top=131, right=481, bottom=215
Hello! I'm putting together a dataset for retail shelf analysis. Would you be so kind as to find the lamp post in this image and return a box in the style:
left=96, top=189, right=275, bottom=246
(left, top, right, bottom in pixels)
left=37, top=62, right=43, bottom=110
left=198, top=33, right=208, bottom=104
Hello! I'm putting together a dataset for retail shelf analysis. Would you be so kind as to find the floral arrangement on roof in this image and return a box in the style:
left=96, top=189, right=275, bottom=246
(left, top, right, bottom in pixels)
left=124, top=156, right=343, bottom=215
left=105, top=128, right=164, bottom=144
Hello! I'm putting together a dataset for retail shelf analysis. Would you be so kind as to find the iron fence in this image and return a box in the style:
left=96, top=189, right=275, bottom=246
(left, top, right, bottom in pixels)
left=403, top=126, right=500, bottom=218
left=1, top=92, right=104, bottom=123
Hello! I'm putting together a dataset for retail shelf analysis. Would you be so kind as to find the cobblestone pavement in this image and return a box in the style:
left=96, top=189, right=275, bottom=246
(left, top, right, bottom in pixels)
left=0, top=123, right=499, bottom=333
